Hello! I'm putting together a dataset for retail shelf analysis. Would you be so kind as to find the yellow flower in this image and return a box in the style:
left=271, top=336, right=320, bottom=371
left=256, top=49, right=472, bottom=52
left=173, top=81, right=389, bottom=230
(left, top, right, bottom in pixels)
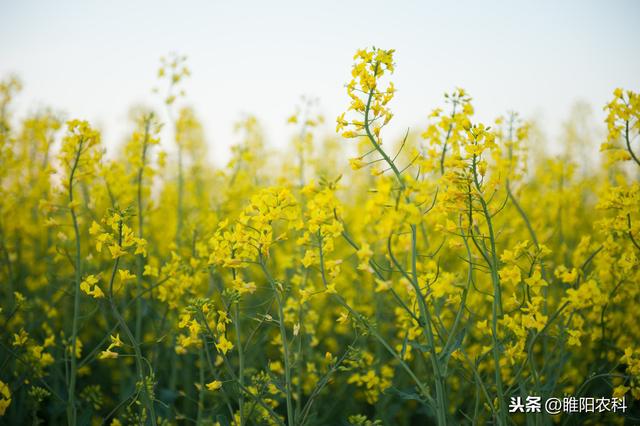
left=134, top=238, right=147, bottom=256
left=110, top=333, right=123, bottom=348
left=477, top=320, right=489, bottom=334
left=80, top=275, right=104, bottom=299
left=0, top=380, right=11, bottom=416
left=498, top=265, right=521, bottom=285
left=71, top=337, right=83, bottom=359
left=524, top=270, right=547, bottom=289
left=98, top=349, right=118, bottom=360
left=143, top=264, right=158, bottom=277
left=13, top=329, right=28, bottom=346
left=301, top=250, right=317, bottom=268
left=356, top=243, right=373, bottom=271
left=567, top=330, right=582, bottom=346
left=269, top=360, right=284, bottom=375
left=215, top=335, right=233, bottom=355
left=349, top=157, right=365, bottom=170
left=108, top=244, right=127, bottom=259
left=613, top=385, right=629, bottom=399
left=206, top=380, right=223, bottom=391
left=374, top=279, right=390, bottom=293
left=118, top=269, right=136, bottom=282
left=89, top=221, right=102, bottom=235
left=232, top=277, right=257, bottom=294
left=91, top=285, right=105, bottom=298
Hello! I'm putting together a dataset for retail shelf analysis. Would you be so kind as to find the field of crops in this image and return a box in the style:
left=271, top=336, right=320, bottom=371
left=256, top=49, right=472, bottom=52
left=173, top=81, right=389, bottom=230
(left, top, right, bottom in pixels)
left=0, top=47, right=639, bottom=425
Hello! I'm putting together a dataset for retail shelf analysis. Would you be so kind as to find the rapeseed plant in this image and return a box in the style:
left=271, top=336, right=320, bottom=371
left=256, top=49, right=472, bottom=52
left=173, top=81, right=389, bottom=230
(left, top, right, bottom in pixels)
left=0, top=47, right=638, bottom=425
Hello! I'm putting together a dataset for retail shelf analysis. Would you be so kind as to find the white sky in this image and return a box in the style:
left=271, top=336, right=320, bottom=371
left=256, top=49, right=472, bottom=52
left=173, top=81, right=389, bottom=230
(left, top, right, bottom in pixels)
left=1, top=0, right=639, bottom=165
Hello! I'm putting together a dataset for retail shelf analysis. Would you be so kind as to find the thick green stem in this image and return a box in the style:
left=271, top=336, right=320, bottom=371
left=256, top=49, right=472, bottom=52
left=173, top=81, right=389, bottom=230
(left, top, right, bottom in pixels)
left=471, top=155, right=506, bottom=426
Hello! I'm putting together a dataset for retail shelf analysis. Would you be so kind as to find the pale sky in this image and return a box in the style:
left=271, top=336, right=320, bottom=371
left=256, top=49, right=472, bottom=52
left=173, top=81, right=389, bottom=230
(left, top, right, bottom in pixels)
left=1, top=0, right=639, bottom=164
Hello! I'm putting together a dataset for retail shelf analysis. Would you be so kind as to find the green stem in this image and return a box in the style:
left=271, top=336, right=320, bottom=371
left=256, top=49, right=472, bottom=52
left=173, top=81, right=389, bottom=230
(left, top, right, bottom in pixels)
left=471, top=154, right=506, bottom=426
left=200, top=311, right=284, bottom=426
left=196, top=346, right=205, bottom=425
left=233, top=296, right=245, bottom=426
left=361, top=66, right=447, bottom=424
left=439, top=102, right=457, bottom=175
left=411, top=225, right=448, bottom=425
left=259, top=257, right=294, bottom=426
left=135, top=116, right=151, bottom=344
left=317, top=232, right=435, bottom=408
left=109, top=220, right=157, bottom=426
left=624, top=120, right=640, bottom=168
left=66, top=141, right=83, bottom=426
left=506, top=182, right=538, bottom=249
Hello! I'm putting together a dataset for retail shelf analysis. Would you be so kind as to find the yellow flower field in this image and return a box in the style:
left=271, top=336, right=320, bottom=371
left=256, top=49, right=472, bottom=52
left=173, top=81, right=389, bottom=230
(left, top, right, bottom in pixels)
left=0, top=47, right=639, bottom=425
